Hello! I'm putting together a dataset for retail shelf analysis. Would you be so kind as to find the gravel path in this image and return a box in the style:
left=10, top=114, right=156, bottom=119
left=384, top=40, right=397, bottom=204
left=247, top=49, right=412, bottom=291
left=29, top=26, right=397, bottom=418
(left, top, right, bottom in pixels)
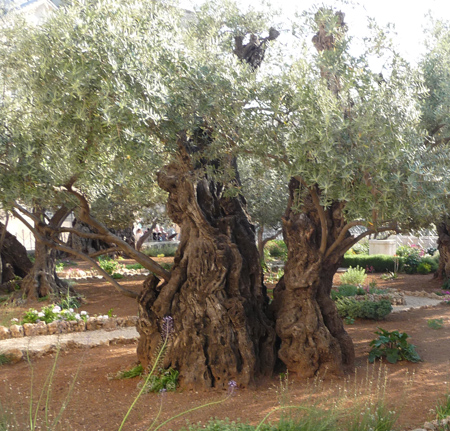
left=0, top=327, right=139, bottom=360
left=391, top=295, right=443, bottom=313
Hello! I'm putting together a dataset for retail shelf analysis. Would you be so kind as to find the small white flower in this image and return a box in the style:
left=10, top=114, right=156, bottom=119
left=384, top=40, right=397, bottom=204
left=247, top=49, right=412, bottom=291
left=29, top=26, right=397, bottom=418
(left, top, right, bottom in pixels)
left=75, top=314, right=81, bottom=320
left=53, top=305, right=61, bottom=312
left=80, top=311, right=87, bottom=315
left=69, top=308, right=74, bottom=313
left=38, top=312, right=45, bottom=317
left=33, top=310, right=39, bottom=314
left=10, top=318, right=19, bottom=323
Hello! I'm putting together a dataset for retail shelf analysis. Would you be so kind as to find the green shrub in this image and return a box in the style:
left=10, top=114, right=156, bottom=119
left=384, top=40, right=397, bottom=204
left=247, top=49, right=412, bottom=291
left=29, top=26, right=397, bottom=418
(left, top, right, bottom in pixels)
left=143, top=243, right=178, bottom=257
left=330, top=284, right=364, bottom=300
left=125, top=263, right=144, bottom=270
left=340, top=266, right=367, bottom=286
left=97, top=256, right=120, bottom=275
left=420, top=255, right=439, bottom=272
left=336, top=298, right=392, bottom=320
left=417, top=262, right=432, bottom=275
left=342, top=254, right=397, bottom=273
left=265, top=240, right=287, bottom=261
left=369, top=328, right=421, bottom=363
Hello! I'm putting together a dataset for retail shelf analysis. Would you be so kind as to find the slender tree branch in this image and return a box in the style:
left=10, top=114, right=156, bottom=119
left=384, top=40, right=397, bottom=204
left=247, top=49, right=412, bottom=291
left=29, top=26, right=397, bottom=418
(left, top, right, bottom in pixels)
left=59, top=228, right=111, bottom=241
left=324, top=220, right=366, bottom=260
left=262, top=229, right=282, bottom=247
left=89, top=247, right=121, bottom=258
left=11, top=209, right=139, bottom=299
left=338, top=223, right=398, bottom=256
left=63, top=185, right=171, bottom=282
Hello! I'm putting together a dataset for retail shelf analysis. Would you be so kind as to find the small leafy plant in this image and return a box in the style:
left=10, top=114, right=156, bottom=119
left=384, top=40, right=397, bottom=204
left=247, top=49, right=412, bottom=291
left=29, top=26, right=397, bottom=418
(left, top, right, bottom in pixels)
left=98, top=256, right=121, bottom=275
left=144, top=367, right=179, bottom=393
left=340, top=266, right=367, bottom=286
left=369, top=328, right=421, bottom=364
left=427, top=318, right=444, bottom=330
left=116, top=364, right=144, bottom=379
left=20, top=304, right=89, bottom=325
left=435, top=394, right=450, bottom=420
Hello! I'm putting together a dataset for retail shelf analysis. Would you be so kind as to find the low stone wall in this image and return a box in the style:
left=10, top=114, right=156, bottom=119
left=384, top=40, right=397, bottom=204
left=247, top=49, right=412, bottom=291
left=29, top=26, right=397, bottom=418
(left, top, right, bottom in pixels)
left=0, top=316, right=138, bottom=340
left=352, top=290, right=405, bottom=305
left=403, top=290, right=450, bottom=301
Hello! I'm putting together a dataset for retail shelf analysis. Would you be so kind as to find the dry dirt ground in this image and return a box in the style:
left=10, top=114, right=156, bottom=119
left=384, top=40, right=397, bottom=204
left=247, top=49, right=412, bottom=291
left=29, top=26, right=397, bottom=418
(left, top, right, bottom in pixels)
left=1, top=261, right=450, bottom=431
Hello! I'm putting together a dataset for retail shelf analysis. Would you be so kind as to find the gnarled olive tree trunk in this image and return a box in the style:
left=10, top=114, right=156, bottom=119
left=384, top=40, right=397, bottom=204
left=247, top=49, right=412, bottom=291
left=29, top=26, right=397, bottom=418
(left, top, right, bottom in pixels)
left=137, top=154, right=276, bottom=389
left=435, top=220, right=450, bottom=280
left=20, top=207, right=72, bottom=299
left=0, top=221, right=32, bottom=292
left=271, top=178, right=354, bottom=378
left=21, top=235, right=70, bottom=299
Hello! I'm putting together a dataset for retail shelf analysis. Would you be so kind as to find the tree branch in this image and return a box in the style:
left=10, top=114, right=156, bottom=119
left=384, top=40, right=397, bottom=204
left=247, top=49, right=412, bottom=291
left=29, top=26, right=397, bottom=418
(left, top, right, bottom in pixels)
left=324, top=220, right=366, bottom=260
left=89, top=247, right=121, bottom=258
left=63, top=185, right=171, bottom=282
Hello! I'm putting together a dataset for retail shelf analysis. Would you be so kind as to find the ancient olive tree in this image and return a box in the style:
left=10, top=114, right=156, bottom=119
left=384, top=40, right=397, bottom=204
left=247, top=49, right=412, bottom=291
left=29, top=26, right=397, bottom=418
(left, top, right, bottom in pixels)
left=0, top=0, right=279, bottom=387
left=419, top=18, right=450, bottom=280
left=240, top=9, right=449, bottom=377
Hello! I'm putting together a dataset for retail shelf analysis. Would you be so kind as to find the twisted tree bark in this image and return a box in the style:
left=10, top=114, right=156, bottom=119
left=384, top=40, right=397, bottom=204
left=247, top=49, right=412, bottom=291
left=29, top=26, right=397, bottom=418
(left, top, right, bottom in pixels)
left=137, top=152, right=276, bottom=389
left=271, top=178, right=355, bottom=378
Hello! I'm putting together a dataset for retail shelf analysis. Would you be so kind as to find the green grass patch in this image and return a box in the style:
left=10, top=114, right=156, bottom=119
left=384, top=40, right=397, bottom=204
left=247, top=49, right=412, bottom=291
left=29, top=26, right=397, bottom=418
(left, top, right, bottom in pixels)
left=116, top=364, right=144, bottom=379
left=125, top=263, right=144, bottom=270
left=0, top=354, right=11, bottom=366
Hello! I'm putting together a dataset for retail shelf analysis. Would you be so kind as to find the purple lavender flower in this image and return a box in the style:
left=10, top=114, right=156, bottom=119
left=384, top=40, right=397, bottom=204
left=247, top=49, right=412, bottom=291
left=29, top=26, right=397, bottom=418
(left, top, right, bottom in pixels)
left=228, top=380, right=237, bottom=395
left=161, top=315, right=174, bottom=340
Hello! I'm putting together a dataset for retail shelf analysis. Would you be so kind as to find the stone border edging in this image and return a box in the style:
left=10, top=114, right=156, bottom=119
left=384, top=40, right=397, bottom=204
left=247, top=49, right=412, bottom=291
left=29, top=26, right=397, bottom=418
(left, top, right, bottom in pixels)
left=0, top=315, right=138, bottom=340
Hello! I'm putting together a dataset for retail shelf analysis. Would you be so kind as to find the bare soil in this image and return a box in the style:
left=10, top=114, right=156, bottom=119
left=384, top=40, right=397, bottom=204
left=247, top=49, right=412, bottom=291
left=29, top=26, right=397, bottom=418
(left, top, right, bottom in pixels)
left=1, top=263, right=449, bottom=430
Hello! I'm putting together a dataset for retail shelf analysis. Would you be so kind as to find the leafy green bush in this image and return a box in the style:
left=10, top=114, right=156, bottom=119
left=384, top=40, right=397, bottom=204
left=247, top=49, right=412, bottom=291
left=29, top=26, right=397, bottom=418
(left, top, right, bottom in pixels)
left=331, top=284, right=364, bottom=300
left=265, top=240, right=287, bottom=261
left=342, top=254, right=397, bottom=273
left=336, top=298, right=392, bottom=320
left=420, top=255, right=439, bottom=272
left=340, top=266, right=367, bottom=286
left=368, top=328, right=421, bottom=363
left=417, top=262, right=432, bottom=275
left=125, top=263, right=144, bottom=270
left=143, top=243, right=178, bottom=257
left=97, top=256, right=120, bottom=275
